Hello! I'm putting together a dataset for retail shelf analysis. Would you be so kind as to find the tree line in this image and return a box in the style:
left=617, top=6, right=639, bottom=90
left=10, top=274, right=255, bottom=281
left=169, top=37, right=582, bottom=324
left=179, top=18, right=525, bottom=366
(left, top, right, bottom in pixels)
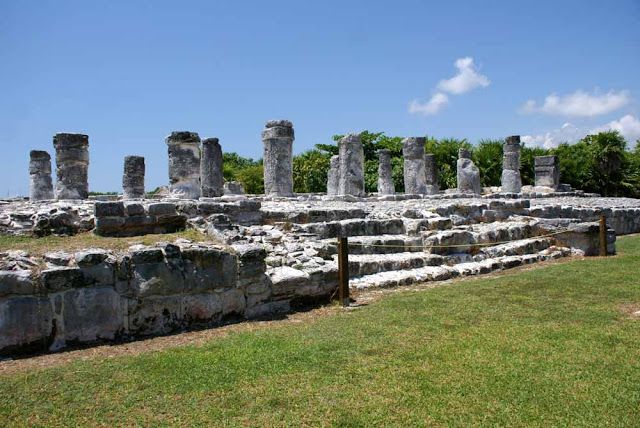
left=223, top=131, right=640, bottom=198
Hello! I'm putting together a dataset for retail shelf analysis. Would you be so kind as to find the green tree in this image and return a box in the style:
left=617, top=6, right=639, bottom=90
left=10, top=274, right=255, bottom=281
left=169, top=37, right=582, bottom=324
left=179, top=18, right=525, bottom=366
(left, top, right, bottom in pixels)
left=292, top=149, right=331, bottom=193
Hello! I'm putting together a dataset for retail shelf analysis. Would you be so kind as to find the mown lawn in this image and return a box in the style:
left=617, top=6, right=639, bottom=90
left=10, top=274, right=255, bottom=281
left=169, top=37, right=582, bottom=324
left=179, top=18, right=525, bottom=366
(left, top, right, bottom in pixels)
left=1, top=236, right=640, bottom=426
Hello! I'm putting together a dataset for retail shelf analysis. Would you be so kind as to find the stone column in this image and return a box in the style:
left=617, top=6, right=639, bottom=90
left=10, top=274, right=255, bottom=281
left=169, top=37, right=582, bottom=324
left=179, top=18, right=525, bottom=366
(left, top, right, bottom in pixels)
left=326, top=155, right=340, bottom=196
left=122, top=156, right=145, bottom=199
left=262, top=120, right=294, bottom=197
left=29, top=150, right=54, bottom=201
left=377, top=149, right=395, bottom=195
left=166, top=131, right=201, bottom=199
left=424, top=153, right=439, bottom=195
left=501, top=135, right=522, bottom=193
left=200, top=138, right=224, bottom=197
left=402, top=137, right=427, bottom=195
left=338, top=134, right=365, bottom=197
left=53, top=133, right=89, bottom=200
left=457, top=148, right=481, bottom=194
left=535, top=155, right=560, bottom=189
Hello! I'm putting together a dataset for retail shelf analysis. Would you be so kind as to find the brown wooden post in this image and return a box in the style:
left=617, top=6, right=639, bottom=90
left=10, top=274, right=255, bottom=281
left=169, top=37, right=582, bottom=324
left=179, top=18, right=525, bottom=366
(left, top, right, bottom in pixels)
left=337, top=236, right=350, bottom=307
left=599, top=214, right=608, bottom=257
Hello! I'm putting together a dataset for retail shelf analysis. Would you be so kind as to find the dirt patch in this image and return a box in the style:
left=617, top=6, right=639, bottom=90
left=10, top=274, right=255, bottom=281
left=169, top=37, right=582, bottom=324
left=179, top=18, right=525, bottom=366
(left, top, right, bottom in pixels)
left=618, top=303, right=640, bottom=319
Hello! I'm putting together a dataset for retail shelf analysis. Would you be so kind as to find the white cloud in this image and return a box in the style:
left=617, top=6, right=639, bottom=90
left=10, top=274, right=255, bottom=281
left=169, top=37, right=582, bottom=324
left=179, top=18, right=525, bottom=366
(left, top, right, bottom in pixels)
left=436, top=57, right=490, bottom=95
left=522, top=114, right=640, bottom=149
left=521, top=89, right=630, bottom=117
left=408, top=93, right=449, bottom=116
left=409, top=57, right=489, bottom=116
left=590, top=114, right=640, bottom=145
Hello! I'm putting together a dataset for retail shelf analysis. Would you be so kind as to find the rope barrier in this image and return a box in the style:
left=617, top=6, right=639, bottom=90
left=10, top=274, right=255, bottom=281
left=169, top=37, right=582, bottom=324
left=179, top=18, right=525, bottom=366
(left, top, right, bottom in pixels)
left=336, top=228, right=573, bottom=250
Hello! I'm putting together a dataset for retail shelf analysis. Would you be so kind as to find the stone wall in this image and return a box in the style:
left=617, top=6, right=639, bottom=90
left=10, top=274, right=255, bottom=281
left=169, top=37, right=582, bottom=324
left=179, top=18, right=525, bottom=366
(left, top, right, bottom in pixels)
left=94, top=201, right=187, bottom=237
left=0, top=243, right=279, bottom=356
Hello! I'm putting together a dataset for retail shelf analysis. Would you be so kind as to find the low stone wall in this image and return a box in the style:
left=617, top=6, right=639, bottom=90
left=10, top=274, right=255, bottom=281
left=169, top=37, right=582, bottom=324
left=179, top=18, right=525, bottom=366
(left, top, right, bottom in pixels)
left=94, top=201, right=187, bottom=237
left=0, top=242, right=289, bottom=356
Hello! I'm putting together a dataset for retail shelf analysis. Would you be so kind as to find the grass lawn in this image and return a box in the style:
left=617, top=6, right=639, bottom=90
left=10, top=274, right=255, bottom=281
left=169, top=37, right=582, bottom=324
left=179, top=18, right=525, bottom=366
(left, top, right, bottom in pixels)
left=1, top=236, right=640, bottom=426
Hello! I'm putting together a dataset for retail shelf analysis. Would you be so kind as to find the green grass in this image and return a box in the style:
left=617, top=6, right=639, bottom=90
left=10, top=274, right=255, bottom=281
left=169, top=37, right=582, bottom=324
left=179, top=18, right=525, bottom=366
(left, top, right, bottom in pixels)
left=2, top=237, right=640, bottom=426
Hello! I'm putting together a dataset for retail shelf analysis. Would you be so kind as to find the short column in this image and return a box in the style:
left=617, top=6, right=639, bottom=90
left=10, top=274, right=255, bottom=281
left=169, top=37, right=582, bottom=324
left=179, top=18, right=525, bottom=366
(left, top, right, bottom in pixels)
left=377, top=149, right=395, bottom=195
left=29, top=150, right=54, bottom=201
left=262, top=120, right=294, bottom=197
left=338, top=134, right=365, bottom=197
left=122, top=156, right=145, bottom=199
left=166, top=131, right=201, bottom=199
left=402, top=137, right=427, bottom=195
left=201, top=138, right=224, bottom=197
left=53, top=133, right=89, bottom=200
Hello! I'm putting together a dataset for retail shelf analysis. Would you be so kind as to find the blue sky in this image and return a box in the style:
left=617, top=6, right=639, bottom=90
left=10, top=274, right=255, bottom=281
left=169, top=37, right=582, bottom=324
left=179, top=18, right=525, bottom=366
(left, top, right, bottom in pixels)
left=1, top=0, right=639, bottom=194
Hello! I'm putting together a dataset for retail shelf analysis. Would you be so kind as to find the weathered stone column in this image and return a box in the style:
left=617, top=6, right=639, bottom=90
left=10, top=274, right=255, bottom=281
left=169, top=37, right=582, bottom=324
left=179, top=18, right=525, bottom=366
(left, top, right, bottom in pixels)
left=457, top=148, right=481, bottom=194
left=338, top=134, right=365, bottom=197
left=402, top=137, right=427, bottom=195
left=53, top=133, right=89, bottom=199
left=377, top=149, right=395, bottom=195
left=501, top=135, right=522, bottom=193
left=200, top=138, right=224, bottom=197
left=29, top=150, right=54, bottom=201
left=535, top=155, right=560, bottom=190
left=262, top=120, right=294, bottom=197
left=166, top=131, right=201, bottom=199
left=424, top=153, right=439, bottom=195
left=122, top=156, right=145, bottom=199
left=326, top=155, right=340, bottom=196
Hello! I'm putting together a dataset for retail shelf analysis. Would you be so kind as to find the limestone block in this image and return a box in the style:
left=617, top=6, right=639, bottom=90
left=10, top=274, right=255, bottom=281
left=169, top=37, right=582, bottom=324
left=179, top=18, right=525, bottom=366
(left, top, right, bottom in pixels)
left=127, top=295, right=183, bottom=335
left=61, top=287, right=123, bottom=343
left=0, top=296, right=52, bottom=354
left=182, top=293, right=223, bottom=324
left=0, top=270, right=36, bottom=297
left=456, top=149, right=481, bottom=194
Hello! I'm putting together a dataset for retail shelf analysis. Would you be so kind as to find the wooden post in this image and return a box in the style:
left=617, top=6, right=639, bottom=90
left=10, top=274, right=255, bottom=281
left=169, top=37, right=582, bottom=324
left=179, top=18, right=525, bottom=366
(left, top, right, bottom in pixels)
left=599, top=214, right=608, bottom=257
left=337, top=236, right=350, bottom=307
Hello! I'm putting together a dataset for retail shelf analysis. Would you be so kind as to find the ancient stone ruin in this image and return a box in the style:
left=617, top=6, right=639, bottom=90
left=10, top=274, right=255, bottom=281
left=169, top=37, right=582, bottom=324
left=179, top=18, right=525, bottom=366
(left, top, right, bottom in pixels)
left=262, top=120, right=294, bottom=197
left=535, top=155, right=561, bottom=190
left=501, top=135, right=522, bottom=193
left=200, top=137, right=224, bottom=197
left=166, top=131, right=201, bottom=199
left=2, top=125, right=640, bottom=356
left=29, top=150, right=54, bottom=201
left=377, top=149, right=395, bottom=196
left=456, top=148, right=481, bottom=194
left=403, top=137, right=427, bottom=195
left=122, top=156, right=145, bottom=200
left=338, top=134, right=365, bottom=197
left=54, top=133, right=89, bottom=200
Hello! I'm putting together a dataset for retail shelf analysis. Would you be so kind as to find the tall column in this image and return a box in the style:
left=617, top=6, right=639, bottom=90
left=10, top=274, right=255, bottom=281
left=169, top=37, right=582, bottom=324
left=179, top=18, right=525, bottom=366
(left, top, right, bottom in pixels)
left=201, top=137, right=224, bottom=197
left=402, top=137, right=427, bottom=195
left=262, top=120, right=294, bottom=197
left=29, top=150, right=54, bottom=201
left=501, top=135, right=522, bottom=193
left=377, top=149, right=395, bottom=195
left=122, top=156, right=145, bottom=199
left=535, top=155, right=560, bottom=190
left=424, top=153, right=439, bottom=195
left=53, top=133, right=89, bottom=200
left=326, top=155, right=340, bottom=196
left=338, top=134, right=365, bottom=197
left=457, top=148, right=481, bottom=194
left=166, top=131, right=201, bottom=199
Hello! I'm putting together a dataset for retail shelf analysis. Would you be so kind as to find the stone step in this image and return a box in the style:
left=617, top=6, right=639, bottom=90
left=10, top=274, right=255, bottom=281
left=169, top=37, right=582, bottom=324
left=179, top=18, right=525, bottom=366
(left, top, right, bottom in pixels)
left=318, top=234, right=424, bottom=256
left=293, top=218, right=405, bottom=239
left=346, top=252, right=445, bottom=277
left=349, top=246, right=571, bottom=290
